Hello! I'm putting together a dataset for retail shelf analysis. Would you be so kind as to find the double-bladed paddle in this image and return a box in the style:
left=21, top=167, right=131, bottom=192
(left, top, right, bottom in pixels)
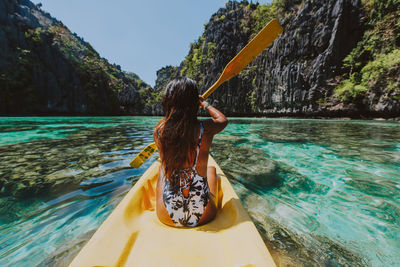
left=130, top=19, right=282, bottom=168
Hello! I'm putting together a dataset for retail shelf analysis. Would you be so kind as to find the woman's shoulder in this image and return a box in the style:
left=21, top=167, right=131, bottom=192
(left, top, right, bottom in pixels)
left=201, top=119, right=227, bottom=136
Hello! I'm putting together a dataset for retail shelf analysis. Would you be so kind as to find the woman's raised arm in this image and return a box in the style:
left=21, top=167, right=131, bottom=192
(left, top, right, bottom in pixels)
left=199, top=96, right=228, bottom=135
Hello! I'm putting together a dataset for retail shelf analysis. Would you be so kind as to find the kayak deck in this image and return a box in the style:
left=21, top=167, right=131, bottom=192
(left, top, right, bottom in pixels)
left=69, top=156, right=276, bottom=267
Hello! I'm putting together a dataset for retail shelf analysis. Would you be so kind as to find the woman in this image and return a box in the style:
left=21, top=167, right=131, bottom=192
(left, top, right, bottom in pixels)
left=154, top=77, right=228, bottom=227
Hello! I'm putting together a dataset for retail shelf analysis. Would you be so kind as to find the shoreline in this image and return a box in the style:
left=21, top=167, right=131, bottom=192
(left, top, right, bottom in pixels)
left=1, top=113, right=399, bottom=121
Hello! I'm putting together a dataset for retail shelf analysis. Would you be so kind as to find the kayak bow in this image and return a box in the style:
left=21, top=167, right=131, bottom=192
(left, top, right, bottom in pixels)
left=70, top=156, right=276, bottom=267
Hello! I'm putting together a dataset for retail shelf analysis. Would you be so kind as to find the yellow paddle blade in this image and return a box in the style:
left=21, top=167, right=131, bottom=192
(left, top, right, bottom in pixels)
left=202, top=19, right=282, bottom=98
left=129, top=142, right=157, bottom=168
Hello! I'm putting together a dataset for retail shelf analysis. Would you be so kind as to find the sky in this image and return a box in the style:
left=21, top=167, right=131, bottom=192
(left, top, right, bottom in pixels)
left=32, top=0, right=272, bottom=86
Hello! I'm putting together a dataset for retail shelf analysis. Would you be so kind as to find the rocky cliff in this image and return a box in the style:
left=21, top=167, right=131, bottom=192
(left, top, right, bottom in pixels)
left=1, top=0, right=399, bottom=117
left=154, top=0, right=400, bottom=117
left=0, top=0, right=150, bottom=115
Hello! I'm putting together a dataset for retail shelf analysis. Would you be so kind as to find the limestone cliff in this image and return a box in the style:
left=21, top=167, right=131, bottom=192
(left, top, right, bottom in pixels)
left=154, top=0, right=400, bottom=117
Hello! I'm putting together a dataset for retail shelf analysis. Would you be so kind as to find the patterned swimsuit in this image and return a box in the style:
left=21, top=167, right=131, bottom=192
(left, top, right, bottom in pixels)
left=162, top=122, right=210, bottom=227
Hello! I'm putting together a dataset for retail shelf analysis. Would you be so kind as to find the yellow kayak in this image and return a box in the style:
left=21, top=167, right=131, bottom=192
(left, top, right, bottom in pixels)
left=69, top=156, right=276, bottom=267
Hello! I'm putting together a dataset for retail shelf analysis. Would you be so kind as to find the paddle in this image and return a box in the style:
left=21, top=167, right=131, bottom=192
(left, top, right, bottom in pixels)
left=130, top=19, right=282, bottom=168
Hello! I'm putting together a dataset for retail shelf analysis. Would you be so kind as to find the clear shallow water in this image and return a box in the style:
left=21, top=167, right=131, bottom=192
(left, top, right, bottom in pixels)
left=0, top=117, right=160, bottom=266
left=0, top=117, right=399, bottom=266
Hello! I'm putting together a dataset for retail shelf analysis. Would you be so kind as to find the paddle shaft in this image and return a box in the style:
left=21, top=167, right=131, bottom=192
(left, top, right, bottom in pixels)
left=202, top=19, right=282, bottom=99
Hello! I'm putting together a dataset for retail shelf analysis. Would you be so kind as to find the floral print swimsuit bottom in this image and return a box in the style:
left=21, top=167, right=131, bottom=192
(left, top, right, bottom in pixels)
left=162, top=122, right=210, bottom=227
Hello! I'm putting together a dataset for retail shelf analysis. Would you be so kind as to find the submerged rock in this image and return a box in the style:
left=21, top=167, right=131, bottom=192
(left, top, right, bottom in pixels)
left=210, top=133, right=370, bottom=266
left=233, top=178, right=368, bottom=267
left=37, top=230, right=96, bottom=267
left=212, top=137, right=281, bottom=189
left=0, top=126, right=140, bottom=200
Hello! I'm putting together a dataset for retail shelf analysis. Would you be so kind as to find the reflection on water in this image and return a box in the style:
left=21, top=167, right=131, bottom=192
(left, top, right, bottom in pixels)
left=0, top=117, right=399, bottom=266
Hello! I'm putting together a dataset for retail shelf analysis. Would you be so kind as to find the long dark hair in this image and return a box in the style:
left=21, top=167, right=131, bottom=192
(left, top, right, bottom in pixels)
left=154, top=77, right=200, bottom=178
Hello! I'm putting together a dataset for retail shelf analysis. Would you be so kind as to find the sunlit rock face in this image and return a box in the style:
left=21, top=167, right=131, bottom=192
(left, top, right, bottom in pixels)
left=251, top=0, right=363, bottom=115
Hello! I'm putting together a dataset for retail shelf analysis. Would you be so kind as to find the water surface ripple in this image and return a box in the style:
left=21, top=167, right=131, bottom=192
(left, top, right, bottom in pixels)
left=0, top=117, right=399, bottom=266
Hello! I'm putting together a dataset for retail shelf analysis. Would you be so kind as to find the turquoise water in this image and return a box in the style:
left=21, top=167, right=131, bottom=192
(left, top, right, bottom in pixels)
left=0, top=117, right=399, bottom=266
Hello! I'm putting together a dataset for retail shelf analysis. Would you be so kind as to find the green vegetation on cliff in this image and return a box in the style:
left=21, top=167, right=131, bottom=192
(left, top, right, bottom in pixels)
left=0, top=0, right=148, bottom=115
left=250, top=0, right=301, bottom=34
left=180, top=35, right=217, bottom=88
left=335, top=0, right=400, bottom=101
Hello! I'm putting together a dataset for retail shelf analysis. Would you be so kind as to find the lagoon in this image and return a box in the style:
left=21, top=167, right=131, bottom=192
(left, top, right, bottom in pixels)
left=0, top=117, right=399, bottom=266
